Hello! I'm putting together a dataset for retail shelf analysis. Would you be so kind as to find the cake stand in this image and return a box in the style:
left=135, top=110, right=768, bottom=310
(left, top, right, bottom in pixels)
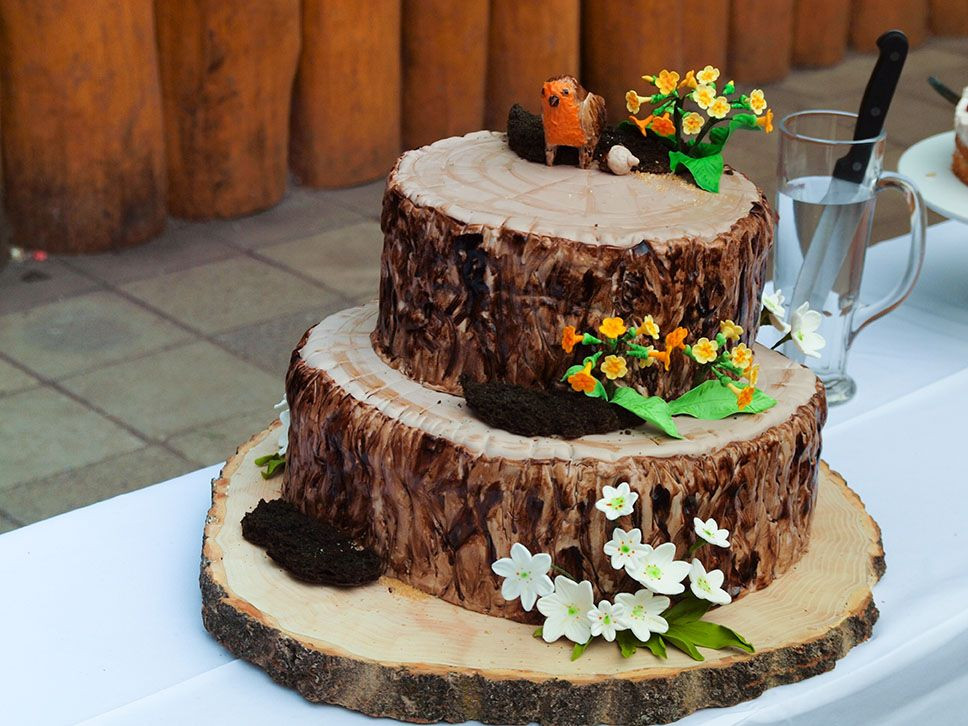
left=201, top=424, right=884, bottom=725
left=898, top=131, right=968, bottom=224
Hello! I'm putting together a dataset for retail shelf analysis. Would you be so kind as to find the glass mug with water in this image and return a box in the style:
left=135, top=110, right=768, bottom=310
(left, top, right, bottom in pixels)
left=773, top=110, right=926, bottom=404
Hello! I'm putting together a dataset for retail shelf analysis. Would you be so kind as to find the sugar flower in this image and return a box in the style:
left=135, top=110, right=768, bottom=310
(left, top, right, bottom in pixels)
left=730, top=343, right=753, bottom=369
left=650, top=113, right=675, bottom=137
left=696, top=64, right=720, bottom=85
left=567, top=362, right=599, bottom=394
left=627, top=542, right=690, bottom=595
left=679, top=69, right=698, bottom=90
left=749, top=89, right=767, bottom=115
left=745, top=363, right=760, bottom=386
left=491, top=542, right=555, bottom=612
left=762, top=289, right=791, bottom=334
left=679, top=111, right=703, bottom=135
left=639, top=315, right=660, bottom=339
left=601, top=355, right=628, bottom=380
left=561, top=325, right=583, bottom=353
left=626, top=90, right=645, bottom=114
left=537, top=576, right=595, bottom=644
left=692, top=84, right=716, bottom=110
left=719, top=319, right=743, bottom=342
left=790, top=302, right=826, bottom=358
left=757, top=108, right=774, bottom=133
left=689, top=559, right=732, bottom=605
left=654, top=69, right=680, bottom=95
left=274, top=397, right=290, bottom=455
left=588, top=600, right=628, bottom=642
left=692, top=337, right=719, bottom=364
left=728, top=382, right=754, bottom=410
left=603, top=527, right=650, bottom=571
left=595, top=481, right=638, bottom=521
left=599, top=316, right=627, bottom=339
left=694, top=517, right=730, bottom=548
left=708, top=95, right=730, bottom=120
left=615, top=589, right=670, bottom=642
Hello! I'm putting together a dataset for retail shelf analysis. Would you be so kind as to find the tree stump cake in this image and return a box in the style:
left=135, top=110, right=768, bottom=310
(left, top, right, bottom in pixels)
left=372, top=131, right=774, bottom=398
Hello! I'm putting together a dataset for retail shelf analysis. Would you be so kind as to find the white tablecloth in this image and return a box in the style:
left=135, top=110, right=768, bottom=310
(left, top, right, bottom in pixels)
left=3, top=221, right=968, bottom=726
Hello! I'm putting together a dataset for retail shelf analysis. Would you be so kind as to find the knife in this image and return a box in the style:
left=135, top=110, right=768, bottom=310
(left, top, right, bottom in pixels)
left=928, top=76, right=960, bottom=106
left=789, top=30, right=909, bottom=318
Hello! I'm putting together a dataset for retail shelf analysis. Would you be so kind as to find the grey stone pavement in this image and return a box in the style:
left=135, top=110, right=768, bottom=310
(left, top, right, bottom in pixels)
left=1, top=38, right=965, bottom=532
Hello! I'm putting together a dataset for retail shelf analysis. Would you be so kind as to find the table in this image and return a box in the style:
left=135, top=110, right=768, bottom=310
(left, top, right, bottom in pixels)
left=3, top=221, right=968, bottom=726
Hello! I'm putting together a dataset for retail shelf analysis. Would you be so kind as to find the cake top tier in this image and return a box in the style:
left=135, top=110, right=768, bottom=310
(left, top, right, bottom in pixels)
left=392, top=131, right=761, bottom=247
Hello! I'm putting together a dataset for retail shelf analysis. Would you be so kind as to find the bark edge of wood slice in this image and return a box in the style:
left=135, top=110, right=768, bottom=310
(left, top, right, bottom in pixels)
left=201, top=426, right=884, bottom=725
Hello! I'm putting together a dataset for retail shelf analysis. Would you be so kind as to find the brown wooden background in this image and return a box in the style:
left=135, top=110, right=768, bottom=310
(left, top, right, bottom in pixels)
left=0, top=0, right=965, bottom=253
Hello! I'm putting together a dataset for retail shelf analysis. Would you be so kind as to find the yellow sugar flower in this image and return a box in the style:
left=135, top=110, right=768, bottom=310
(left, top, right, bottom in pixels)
left=744, top=363, right=760, bottom=386
left=568, top=363, right=599, bottom=394
left=639, top=315, right=660, bottom=339
left=637, top=353, right=657, bottom=369
left=749, top=89, right=767, bottom=115
left=719, top=319, right=743, bottom=341
left=682, top=111, right=704, bottom=135
left=692, top=337, right=719, bottom=364
left=696, top=65, right=720, bottom=85
left=626, top=90, right=644, bottom=114
left=679, top=70, right=698, bottom=90
left=654, top=69, right=680, bottom=95
left=692, top=84, right=716, bottom=110
left=708, top=96, right=730, bottom=119
left=757, top=108, right=774, bottom=133
left=599, top=316, right=628, bottom=339
left=601, top=355, right=628, bottom=380
left=731, top=343, right=753, bottom=369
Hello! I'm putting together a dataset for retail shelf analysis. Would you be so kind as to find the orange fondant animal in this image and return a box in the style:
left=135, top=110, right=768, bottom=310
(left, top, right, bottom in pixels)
left=541, top=75, right=606, bottom=169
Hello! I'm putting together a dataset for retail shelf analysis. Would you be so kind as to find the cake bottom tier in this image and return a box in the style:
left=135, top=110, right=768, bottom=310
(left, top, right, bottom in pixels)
left=284, top=305, right=827, bottom=624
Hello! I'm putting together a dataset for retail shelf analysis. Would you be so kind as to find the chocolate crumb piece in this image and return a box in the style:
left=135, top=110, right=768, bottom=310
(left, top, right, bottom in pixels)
left=241, top=498, right=384, bottom=586
left=461, top=376, right=641, bottom=438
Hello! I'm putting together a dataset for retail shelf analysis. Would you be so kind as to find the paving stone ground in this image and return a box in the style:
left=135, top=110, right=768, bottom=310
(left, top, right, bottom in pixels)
left=1, top=40, right=965, bottom=530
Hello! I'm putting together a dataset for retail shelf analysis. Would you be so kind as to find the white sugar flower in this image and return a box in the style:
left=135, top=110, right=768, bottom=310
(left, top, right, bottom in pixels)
left=693, top=517, right=730, bottom=548
left=588, top=599, right=628, bottom=642
left=537, top=576, right=595, bottom=644
left=490, top=543, right=554, bottom=612
left=627, top=542, right=690, bottom=595
left=790, top=302, right=826, bottom=358
left=761, top=289, right=791, bottom=334
left=595, top=481, right=638, bottom=521
left=274, top=397, right=290, bottom=455
left=689, top=559, right=732, bottom=605
left=615, top=589, right=670, bottom=641
left=603, top=527, right=650, bottom=571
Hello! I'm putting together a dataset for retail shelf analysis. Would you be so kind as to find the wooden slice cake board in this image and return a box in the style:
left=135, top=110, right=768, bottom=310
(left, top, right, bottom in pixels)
left=201, top=425, right=885, bottom=725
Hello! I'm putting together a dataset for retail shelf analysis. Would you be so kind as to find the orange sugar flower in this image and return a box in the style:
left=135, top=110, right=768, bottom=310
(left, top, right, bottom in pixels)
left=756, top=108, right=774, bottom=133
left=601, top=355, right=628, bottom=380
left=654, top=69, right=680, bottom=95
left=629, top=114, right=655, bottom=137
left=599, top=317, right=628, bottom=339
left=562, top=325, right=583, bottom=353
left=648, top=349, right=670, bottom=370
left=650, top=113, right=675, bottom=137
left=568, top=363, right=599, bottom=394
left=735, top=386, right=754, bottom=410
left=665, top=327, right=688, bottom=352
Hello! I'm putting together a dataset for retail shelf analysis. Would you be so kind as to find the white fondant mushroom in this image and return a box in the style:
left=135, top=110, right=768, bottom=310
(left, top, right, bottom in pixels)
left=606, top=145, right=640, bottom=176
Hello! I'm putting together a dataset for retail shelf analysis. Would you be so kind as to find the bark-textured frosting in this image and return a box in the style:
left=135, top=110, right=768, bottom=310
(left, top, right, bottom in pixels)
left=285, top=306, right=827, bottom=624
left=372, top=131, right=774, bottom=398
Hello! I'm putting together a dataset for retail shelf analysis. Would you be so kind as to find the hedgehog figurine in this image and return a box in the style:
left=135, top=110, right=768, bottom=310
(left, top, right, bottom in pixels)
left=540, top=75, right=607, bottom=169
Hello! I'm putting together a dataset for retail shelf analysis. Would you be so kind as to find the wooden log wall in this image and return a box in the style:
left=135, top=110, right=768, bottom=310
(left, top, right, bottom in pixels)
left=0, top=0, right=965, bottom=251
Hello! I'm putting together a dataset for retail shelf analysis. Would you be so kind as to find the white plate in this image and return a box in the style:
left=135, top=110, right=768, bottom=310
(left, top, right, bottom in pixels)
left=898, top=131, right=968, bottom=224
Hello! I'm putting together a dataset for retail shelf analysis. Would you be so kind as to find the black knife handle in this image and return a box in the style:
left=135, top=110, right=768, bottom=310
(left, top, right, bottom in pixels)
left=834, top=30, right=908, bottom=183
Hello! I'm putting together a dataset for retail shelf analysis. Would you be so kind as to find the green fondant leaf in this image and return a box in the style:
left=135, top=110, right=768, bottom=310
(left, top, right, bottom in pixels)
left=571, top=640, right=591, bottom=661
left=610, top=387, right=682, bottom=439
left=666, top=620, right=755, bottom=654
left=669, top=151, right=724, bottom=193
left=662, top=628, right=705, bottom=661
left=662, top=594, right=712, bottom=624
left=561, top=364, right=585, bottom=383
left=585, top=379, right=608, bottom=400
left=668, top=380, right=777, bottom=420
left=255, top=452, right=286, bottom=479
left=616, top=630, right=638, bottom=658
left=533, top=627, right=544, bottom=639
left=642, top=633, right=668, bottom=659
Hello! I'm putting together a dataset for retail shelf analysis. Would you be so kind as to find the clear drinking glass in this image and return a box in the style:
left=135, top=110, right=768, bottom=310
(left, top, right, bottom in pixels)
left=774, top=110, right=926, bottom=404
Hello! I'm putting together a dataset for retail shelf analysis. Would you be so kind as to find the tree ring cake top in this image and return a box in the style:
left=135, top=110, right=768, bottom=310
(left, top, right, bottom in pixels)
left=391, top=131, right=762, bottom=246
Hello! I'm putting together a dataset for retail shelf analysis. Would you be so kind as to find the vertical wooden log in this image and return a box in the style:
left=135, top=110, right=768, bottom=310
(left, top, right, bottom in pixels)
left=485, top=0, right=580, bottom=130
left=582, top=1, right=682, bottom=123
left=290, top=0, right=401, bottom=187
left=0, top=0, right=166, bottom=253
left=929, top=0, right=968, bottom=36
left=850, top=0, right=928, bottom=51
left=792, top=0, right=850, bottom=67
left=681, top=0, right=729, bottom=77
left=155, top=0, right=300, bottom=219
left=401, top=0, right=489, bottom=149
left=729, top=0, right=795, bottom=83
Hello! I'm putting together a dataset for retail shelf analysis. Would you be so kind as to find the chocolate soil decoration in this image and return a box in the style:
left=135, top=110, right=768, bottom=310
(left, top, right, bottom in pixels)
left=241, top=498, right=383, bottom=586
left=461, top=377, right=641, bottom=438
